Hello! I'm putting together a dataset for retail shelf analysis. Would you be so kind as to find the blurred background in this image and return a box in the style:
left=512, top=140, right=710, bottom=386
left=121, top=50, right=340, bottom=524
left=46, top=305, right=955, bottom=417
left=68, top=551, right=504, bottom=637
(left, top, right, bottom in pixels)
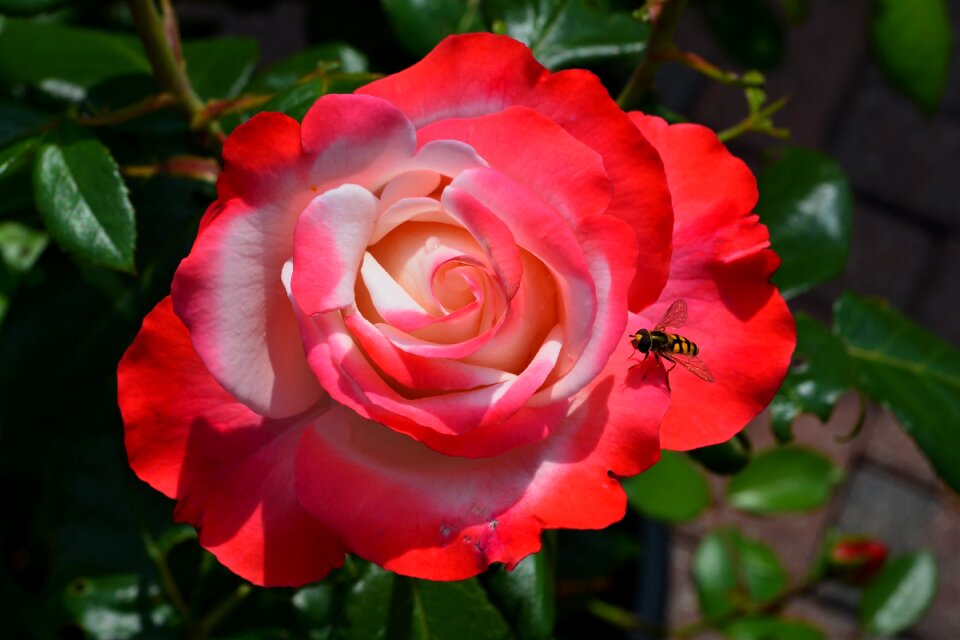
left=0, top=0, right=957, bottom=638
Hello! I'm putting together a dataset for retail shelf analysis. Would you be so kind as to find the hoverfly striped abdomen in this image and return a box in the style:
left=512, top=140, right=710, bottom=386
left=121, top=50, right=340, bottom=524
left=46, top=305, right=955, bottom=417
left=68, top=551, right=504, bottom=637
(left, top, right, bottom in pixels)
left=663, top=333, right=698, bottom=356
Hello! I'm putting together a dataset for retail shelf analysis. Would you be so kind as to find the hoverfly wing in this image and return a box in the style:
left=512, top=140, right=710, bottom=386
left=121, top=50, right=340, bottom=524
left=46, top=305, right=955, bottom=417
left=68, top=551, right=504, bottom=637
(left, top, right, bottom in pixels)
left=654, top=299, right=688, bottom=332
left=669, top=352, right=715, bottom=383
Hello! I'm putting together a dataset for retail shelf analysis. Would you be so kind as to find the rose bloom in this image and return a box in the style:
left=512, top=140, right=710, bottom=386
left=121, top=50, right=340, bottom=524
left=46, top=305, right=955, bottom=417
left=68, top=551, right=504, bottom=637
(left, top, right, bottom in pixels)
left=118, top=34, right=794, bottom=586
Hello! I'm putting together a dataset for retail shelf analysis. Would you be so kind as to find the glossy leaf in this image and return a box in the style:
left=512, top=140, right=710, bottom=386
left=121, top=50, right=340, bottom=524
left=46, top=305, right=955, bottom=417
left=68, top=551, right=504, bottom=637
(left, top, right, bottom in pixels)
left=757, top=147, right=853, bottom=299
left=334, top=563, right=512, bottom=640
left=0, top=221, right=47, bottom=325
left=727, top=446, right=843, bottom=514
left=0, top=18, right=148, bottom=101
left=488, top=0, right=649, bottom=70
left=623, top=451, right=711, bottom=523
left=870, top=0, right=953, bottom=112
left=292, top=583, right=335, bottom=634
left=693, top=529, right=788, bottom=620
left=860, top=552, right=937, bottom=636
left=725, top=616, right=825, bottom=640
left=33, top=127, right=136, bottom=273
left=770, top=314, right=858, bottom=442
left=182, top=37, right=259, bottom=100
left=481, top=553, right=555, bottom=640
left=383, top=0, right=484, bottom=56
left=835, top=293, right=960, bottom=493
left=697, top=0, right=785, bottom=70
left=64, top=574, right=179, bottom=640
left=246, top=43, right=369, bottom=93
left=407, top=579, right=512, bottom=640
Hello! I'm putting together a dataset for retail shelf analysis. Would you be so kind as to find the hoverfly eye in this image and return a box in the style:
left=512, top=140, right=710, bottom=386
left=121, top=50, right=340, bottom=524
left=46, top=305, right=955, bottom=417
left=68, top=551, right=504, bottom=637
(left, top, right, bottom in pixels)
left=638, top=333, right=651, bottom=352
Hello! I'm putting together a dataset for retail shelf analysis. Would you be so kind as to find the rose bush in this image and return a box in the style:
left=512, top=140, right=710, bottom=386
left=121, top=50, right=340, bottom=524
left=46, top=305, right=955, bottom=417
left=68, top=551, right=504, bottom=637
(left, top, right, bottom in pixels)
left=117, top=33, right=795, bottom=586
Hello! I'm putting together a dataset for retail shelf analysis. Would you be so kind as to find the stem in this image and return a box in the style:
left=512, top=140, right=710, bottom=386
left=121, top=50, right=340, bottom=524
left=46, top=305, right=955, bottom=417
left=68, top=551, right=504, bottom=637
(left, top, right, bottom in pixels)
left=187, top=584, right=252, bottom=640
left=716, top=95, right=790, bottom=142
left=657, top=48, right=765, bottom=89
left=74, top=92, right=177, bottom=126
left=126, top=0, right=204, bottom=121
left=617, top=0, right=690, bottom=110
left=671, top=578, right=818, bottom=638
left=142, top=530, right=191, bottom=621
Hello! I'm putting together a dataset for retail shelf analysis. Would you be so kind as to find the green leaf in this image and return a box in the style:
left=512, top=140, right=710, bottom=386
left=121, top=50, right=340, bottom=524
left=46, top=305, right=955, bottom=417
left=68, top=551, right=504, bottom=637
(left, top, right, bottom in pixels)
left=623, top=451, right=711, bottom=523
left=64, top=574, right=180, bottom=640
left=182, top=37, right=259, bottom=100
left=0, top=18, right=148, bottom=101
left=382, top=0, right=484, bottom=57
left=333, top=563, right=512, bottom=640
left=0, top=100, right=55, bottom=148
left=860, top=552, right=937, bottom=636
left=481, top=553, right=555, bottom=640
left=725, top=616, right=826, bottom=640
left=757, top=147, right=853, bottom=298
left=407, top=579, right=513, bottom=640
left=0, top=137, right=40, bottom=216
left=770, top=314, right=858, bottom=442
left=293, top=583, right=335, bottom=633
left=693, top=529, right=788, bottom=620
left=488, top=0, right=650, bottom=70
left=870, top=0, right=953, bottom=112
left=697, top=0, right=785, bottom=70
left=246, top=43, right=369, bottom=94
left=727, top=446, right=844, bottom=514
left=0, top=221, right=47, bottom=325
left=834, top=292, right=960, bottom=493
left=689, top=434, right=752, bottom=475
left=32, top=127, right=136, bottom=273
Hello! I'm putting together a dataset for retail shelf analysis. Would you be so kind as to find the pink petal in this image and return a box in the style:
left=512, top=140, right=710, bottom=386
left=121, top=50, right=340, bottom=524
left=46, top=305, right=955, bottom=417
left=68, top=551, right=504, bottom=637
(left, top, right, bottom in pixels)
left=419, top=106, right=612, bottom=225
left=301, top=93, right=416, bottom=191
left=291, top=185, right=378, bottom=315
left=172, top=198, right=324, bottom=418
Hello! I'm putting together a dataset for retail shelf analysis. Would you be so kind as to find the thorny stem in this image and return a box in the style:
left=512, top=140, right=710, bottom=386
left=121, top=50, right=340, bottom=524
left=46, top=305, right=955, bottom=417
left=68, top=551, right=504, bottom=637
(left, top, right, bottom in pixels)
left=617, top=0, right=690, bottom=110
left=125, top=0, right=225, bottom=147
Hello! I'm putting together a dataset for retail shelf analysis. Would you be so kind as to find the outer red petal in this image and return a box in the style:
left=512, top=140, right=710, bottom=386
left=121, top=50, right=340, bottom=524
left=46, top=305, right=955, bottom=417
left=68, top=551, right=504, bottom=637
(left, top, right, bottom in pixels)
left=118, top=298, right=346, bottom=587
left=294, top=371, right=669, bottom=581
left=629, top=114, right=796, bottom=450
left=359, top=33, right=673, bottom=311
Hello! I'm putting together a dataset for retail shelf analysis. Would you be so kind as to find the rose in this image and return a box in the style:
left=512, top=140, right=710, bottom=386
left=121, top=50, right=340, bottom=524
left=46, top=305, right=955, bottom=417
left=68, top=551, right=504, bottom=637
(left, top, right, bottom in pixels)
left=118, top=33, right=794, bottom=586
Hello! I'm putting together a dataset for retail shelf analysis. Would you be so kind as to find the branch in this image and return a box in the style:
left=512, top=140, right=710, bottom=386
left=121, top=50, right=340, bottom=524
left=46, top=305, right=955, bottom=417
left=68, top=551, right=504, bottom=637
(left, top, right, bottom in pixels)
left=617, top=0, right=690, bottom=110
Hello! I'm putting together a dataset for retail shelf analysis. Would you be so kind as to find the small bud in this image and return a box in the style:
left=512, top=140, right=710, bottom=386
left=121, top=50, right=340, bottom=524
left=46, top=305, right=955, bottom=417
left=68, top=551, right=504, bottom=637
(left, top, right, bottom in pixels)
left=827, top=536, right=888, bottom=584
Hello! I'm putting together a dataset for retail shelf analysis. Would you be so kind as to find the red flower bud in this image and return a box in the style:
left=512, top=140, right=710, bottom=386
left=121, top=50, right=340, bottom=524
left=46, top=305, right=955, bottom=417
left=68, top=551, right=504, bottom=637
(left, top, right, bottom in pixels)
left=827, top=536, right=888, bottom=584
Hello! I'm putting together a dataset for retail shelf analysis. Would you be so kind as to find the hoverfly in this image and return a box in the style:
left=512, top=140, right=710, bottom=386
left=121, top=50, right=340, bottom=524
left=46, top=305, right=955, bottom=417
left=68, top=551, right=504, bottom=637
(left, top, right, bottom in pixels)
left=629, top=299, right=715, bottom=385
